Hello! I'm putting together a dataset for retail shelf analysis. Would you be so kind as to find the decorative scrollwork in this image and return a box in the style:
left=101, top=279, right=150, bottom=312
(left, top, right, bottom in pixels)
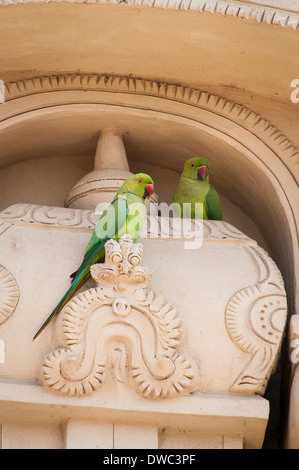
left=42, top=234, right=197, bottom=399
left=225, top=245, right=287, bottom=395
left=0, top=203, right=257, bottom=245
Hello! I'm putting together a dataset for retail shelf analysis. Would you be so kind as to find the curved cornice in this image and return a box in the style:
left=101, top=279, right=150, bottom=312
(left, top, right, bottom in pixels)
left=3, top=73, right=299, bottom=182
left=0, top=0, right=298, bottom=30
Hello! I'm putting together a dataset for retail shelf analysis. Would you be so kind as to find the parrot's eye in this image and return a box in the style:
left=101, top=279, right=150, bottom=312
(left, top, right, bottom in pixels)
left=191, top=163, right=195, bottom=168
left=138, top=179, right=143, bottom=183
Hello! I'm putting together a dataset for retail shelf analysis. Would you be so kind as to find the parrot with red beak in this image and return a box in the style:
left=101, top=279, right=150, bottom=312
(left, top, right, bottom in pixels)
left=33, top=173, right=154, bottom=339
left=173, top=157, right=222, bottom=220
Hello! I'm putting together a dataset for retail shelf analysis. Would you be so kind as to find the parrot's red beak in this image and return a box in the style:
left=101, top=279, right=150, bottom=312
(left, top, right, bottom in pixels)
left=197, top=166, right=207, bottom=181
left=144, top=184, right=154, bottom=199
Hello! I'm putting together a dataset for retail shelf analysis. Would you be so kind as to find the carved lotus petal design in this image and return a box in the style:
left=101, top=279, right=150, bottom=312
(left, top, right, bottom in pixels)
left=0, top=265, right=19, bottom=325
left=90, top=235, right=153, bottom=291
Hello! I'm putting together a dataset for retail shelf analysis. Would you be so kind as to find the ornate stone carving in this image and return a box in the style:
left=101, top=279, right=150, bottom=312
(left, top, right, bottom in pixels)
left=0, top=203, right=97, bottom=230
left=0, top=203, right=255, bottom=245
left=225, top=245, right=287, bottom=395
left=0, top=265, right=19, bottom=326
left=42, top=234, right=197, bottom=398
left=3, top=74, right=298, bottom=181
left=0, top=0, right=298, bottom=30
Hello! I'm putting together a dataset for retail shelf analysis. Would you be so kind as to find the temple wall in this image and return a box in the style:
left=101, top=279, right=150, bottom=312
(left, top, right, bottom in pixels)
left=0, top=0, right=298, bottom=449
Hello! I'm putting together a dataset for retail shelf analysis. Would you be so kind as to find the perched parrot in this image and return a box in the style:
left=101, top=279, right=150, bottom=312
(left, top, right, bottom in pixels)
left=33, top=173, right=154, bottom=340
left=173, top=157, right=222, bottom=220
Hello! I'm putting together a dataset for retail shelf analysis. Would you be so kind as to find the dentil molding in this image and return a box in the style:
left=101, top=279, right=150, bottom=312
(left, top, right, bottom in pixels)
left=0, top=0, right=298, bottom=30
left=2, top=74, right=298, bottom=183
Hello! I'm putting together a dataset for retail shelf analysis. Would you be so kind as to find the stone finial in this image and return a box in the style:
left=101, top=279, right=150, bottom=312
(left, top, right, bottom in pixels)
left=64, top=129, right=133, bottom=210
left=64, top=129, right=158, bottom=211
left=93, top=128, right=130, bottom=172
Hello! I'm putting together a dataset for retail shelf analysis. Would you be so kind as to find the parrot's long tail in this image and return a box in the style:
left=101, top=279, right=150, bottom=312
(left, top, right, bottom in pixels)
left=33, top=269, right=89, bottom=340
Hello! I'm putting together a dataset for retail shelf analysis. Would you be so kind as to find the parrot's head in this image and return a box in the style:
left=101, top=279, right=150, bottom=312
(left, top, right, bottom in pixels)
left=124, top=173, right=155, bottom=200
left=182, top=157, right=210, bottom=183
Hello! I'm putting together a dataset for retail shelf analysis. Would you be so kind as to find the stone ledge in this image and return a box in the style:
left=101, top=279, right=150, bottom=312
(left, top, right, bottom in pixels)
left=0, top=379, right=269, bottom=449
left=0, top=203, right=256, bottom=245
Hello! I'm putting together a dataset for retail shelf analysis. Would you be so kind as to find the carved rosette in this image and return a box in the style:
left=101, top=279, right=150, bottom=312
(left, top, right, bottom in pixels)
left=42, top=235, right=197, bottom=399
left=0, top=265, right=19, bottom=326
left=225, top=245, right=287, bottom=395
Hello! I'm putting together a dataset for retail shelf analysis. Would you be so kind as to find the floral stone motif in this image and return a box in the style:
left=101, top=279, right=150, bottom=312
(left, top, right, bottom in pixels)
left=42, top=234, right=197, bottom=399
left=0, top=265, right=19, bottom=326
left=225, top=245, right=287, bottom=395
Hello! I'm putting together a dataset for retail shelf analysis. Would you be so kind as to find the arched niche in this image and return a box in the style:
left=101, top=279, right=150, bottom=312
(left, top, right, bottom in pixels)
left=0, top=74, right=298, bottom=317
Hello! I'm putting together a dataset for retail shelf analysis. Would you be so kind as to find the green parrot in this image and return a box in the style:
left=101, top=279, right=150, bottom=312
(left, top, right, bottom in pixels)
left=173, top=157, right=222, bottom=220
left=33, top=173, right=154, bottom=340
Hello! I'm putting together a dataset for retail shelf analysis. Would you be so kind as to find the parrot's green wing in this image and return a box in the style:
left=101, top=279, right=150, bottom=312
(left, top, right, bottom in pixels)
left=205, top=185, right=222, bottom=221
left=73, top=196, right=129, bottom=279
left=33, top=196, right=129, bottom=340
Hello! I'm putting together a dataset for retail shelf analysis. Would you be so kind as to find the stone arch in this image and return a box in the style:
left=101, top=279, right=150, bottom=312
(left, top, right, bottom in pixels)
left=0, top=0, right=299, bottom=30
left=0, top=74, right=298, bottom=315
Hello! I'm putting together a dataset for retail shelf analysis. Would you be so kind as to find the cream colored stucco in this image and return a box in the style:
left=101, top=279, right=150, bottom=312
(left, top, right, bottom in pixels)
left=0, top=0, right=298, bottom=449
